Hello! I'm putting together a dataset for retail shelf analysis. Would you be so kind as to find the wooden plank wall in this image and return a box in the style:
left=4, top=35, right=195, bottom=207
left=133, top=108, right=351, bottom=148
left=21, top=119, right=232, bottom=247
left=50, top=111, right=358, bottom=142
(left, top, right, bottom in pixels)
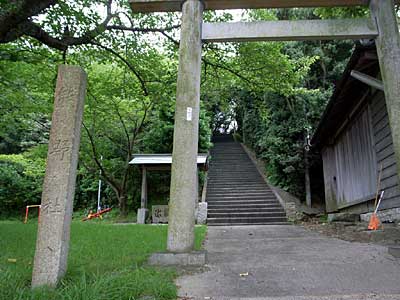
left=322, top=146, right=338, bottom=212
left=333, top=106, right=377, bottom=206
left=321, top=90, right=400, bottom=212
left=370, top=91, right=400, bottom=210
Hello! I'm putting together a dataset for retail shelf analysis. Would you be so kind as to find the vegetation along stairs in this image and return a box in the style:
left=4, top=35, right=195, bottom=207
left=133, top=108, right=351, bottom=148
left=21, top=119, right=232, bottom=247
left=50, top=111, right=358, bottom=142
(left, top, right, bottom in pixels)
left=206, top=135, right=288, bottom=226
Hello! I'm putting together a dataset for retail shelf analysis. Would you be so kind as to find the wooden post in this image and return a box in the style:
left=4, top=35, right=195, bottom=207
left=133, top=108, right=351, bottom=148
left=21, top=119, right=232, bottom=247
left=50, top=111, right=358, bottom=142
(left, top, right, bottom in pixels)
left=141, top=166, right=147, bottom=209
left=201, top=175, right=208, bottom=203
left=305, top=151, right=312, bottom=207
left=167, top=0, right=203, bottom=253
left=242, top=110, right=246, bottom=145
left=370, top=0, right=400, bottom=182
left=350, top=70, right=384, bottom=91
left=137, top=166, right=148, bottom=224
left=196, top=168, right=199, bottom=204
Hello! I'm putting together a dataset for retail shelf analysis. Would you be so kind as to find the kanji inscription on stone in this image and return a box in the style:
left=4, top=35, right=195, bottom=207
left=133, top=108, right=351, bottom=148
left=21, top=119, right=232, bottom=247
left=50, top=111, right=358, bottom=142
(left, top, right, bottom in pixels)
left=31, top=65, right=87, bottom=287
left=152, top=205, right=169, bottom=224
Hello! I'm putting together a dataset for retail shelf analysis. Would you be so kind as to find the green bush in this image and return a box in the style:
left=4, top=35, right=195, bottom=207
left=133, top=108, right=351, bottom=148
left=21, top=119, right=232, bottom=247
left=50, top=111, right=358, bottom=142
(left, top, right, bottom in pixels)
left=0, top=151, right=45, bottom=213
left=232, top=132, right=243, bottom=142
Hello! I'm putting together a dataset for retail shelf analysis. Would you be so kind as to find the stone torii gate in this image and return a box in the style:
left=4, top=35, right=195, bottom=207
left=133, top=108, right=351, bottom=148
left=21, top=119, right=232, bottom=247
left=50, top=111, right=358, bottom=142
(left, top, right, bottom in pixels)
left=130, top=0, right=400, bottom=262
left=31, top=0, right=400, bottom=288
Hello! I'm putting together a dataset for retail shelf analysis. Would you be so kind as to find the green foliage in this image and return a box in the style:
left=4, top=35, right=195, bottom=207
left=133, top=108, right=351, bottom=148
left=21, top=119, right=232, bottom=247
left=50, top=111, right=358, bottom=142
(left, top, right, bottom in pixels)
left=314, top=7, right=369, bottom=19
left=0, top=150, right=45, bottom=213
left=226, top=8, right=355, bottom=200
left=0, top=221, right=207, bottom=300
left=236, top=89, right=330, bottom=196
left=0, top=44, right=54, bottom=154
left=1, top=4, right=359, bottom=211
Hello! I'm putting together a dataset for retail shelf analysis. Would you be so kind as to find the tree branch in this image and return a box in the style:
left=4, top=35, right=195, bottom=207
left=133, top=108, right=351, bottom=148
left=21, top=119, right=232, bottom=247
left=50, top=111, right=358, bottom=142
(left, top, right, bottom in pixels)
left=0, top=0, right=57, bottom=42
left=202, top=58, right=253, bottom=85
left=82, top=122, right=120, bottom=191
left=1, top=0, right=180, bottom=52
left=106, top=24, right=180, bottom=34
left=90, top=41, right=149, bottom=97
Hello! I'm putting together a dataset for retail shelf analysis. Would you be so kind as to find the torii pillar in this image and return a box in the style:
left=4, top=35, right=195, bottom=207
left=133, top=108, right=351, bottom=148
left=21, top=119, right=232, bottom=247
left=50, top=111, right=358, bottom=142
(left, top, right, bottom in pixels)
left=167, top=0, right=203, bottom=253
left=130, top=0, right=400, bottom=263
left=131, top=0, right=205, bottom=262
left=370, top=0, right=400, bottom=180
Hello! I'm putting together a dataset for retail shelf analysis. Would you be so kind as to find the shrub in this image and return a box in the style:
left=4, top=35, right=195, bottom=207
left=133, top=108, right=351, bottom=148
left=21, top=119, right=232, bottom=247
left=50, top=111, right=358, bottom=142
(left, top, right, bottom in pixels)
left=0, top=151, right=45, bottom=214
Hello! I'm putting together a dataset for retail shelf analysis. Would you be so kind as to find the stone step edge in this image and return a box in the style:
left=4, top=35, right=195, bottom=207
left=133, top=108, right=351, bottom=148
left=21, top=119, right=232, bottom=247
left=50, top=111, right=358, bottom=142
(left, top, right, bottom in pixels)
left=208, top=222, right=292, bottom=226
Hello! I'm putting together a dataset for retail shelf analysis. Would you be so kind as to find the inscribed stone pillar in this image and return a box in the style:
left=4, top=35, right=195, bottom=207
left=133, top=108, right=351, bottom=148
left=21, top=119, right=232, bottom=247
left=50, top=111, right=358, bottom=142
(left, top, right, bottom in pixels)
left=32, top=65, right=87, bottom=287
left=167, top=0, right=203, bottom=253
left=370, top=0, right=400, bottom=180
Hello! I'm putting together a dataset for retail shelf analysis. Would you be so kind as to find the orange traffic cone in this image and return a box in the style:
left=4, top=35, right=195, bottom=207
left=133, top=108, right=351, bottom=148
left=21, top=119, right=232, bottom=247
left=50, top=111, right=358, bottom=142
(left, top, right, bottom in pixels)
left=368, top=213, right=380, bottom=230
left=368, top=190, right=385, bottom=231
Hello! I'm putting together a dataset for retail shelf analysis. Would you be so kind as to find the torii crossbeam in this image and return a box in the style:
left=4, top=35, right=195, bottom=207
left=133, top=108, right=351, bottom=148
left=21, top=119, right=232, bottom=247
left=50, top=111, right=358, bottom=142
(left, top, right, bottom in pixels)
left=130, top=0, right=400, bottom=265
left=131, top=0, right=376, bottom=12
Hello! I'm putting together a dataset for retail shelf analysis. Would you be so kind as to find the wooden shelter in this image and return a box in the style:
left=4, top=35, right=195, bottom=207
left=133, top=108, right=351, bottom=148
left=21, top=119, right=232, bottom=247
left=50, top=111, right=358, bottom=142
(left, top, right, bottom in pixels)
left=312, top=43, right=400, bottom=216
left=129, top=154, right=208, bottom=223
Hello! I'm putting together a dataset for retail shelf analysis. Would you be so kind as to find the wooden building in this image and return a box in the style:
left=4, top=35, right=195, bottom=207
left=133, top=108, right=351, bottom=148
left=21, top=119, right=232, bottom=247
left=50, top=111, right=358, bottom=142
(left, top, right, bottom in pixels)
left=312, top=43, right=400, bottom=217
left=129, top=153, right=208, bottom=224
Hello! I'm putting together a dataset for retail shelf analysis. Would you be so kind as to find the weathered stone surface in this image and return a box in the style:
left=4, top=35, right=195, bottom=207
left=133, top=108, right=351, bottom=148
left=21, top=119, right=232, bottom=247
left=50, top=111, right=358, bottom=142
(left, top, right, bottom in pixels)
left=360, top=207, right=400, bottom=223
left=388, top=245, right=400, bottom=258
left=202, top=19, right=377, bottom=42
left=196, top=202, right=207, bottom=225
left=152, top=205, right=168, bottom=224
left=241, top=142, right=325, bottom=223
left=32, top=65, right=87, bottom=287
left=177, top=225, right=400, bottom=299
left=130, top=0, right=382, bottom=13
left=371, top=0, right=400, bottom=182
left=328, top=213, right=360, bottom=223
left=367, top=228, right=400, bottom=244
left=137, top=208, right=148, bottom=224
left=167, top=0, right=203, bottom=253
left=148, top=251, right=207, bottom=266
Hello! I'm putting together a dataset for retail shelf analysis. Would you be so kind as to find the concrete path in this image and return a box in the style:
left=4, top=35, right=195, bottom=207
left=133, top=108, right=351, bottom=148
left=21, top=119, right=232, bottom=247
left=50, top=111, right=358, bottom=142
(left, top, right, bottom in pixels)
left=177, top=225, right=400, bottom=300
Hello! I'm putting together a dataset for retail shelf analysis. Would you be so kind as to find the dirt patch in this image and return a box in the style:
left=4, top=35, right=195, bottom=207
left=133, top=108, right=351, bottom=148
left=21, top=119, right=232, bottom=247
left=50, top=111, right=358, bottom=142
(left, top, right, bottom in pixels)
left=301, top=217, right=400, bottom=246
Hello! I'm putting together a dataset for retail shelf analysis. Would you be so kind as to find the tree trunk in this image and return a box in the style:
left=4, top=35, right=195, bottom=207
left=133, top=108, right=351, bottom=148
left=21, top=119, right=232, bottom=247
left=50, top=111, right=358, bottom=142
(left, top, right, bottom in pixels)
left=118, top=194, right=128, bottom=216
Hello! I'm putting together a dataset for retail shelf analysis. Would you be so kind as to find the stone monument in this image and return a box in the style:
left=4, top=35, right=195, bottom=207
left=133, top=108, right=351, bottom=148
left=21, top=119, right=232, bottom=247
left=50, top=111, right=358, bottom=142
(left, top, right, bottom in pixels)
left=31, top=65, right=87, bottom=287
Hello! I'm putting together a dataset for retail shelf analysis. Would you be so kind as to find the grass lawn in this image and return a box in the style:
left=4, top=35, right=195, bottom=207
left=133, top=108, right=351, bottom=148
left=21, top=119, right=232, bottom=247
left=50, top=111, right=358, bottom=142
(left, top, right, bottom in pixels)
left=0, top=220, right=207, bottom=300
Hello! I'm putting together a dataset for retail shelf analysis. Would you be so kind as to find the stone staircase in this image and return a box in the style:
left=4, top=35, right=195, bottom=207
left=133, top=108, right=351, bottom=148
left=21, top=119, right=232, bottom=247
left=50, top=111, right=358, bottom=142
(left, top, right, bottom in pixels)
left=206, top=135, right=288, bottom=226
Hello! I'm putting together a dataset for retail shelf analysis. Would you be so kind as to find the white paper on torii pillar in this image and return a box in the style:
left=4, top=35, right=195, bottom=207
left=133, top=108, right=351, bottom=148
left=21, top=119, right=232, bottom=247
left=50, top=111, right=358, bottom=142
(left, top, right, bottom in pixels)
left=186, top=107, right=193, bottom=121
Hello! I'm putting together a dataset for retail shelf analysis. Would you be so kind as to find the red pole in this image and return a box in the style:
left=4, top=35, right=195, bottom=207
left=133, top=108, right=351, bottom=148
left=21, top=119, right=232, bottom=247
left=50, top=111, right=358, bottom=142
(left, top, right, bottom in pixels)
left=24, top=206, right=29, bottom=224
left=38, top=206, right=41, bottom=223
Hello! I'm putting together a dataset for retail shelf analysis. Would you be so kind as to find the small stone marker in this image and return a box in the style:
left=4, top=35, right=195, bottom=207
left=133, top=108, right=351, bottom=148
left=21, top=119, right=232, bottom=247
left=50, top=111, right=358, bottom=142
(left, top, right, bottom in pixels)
left=152, top=205, right=169, bottom=224
left=196, top=202, right=208, bottom=225
left=388, top=245, right=400, bottom=258
left=148, top=250, right=207, bottom=266
left=31, top=65, right=87, bottom=287
left=137, top=208, right=148, bottom=224
left=327, top=213, right=360, bottom=223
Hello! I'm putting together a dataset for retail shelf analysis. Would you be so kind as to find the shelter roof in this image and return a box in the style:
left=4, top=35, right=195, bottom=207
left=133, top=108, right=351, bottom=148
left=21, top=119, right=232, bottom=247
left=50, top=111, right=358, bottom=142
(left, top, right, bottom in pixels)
left=129, top=153, right=208, bottom=165
left=311, top=42, right=380, bottom=149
